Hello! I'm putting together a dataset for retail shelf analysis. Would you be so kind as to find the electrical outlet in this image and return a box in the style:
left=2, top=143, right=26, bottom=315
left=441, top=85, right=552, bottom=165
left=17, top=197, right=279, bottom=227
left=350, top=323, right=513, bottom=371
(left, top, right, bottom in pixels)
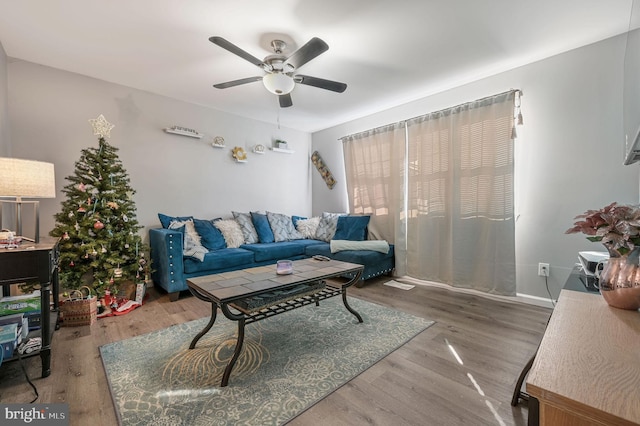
left=538, top=263, right=550, bottom=277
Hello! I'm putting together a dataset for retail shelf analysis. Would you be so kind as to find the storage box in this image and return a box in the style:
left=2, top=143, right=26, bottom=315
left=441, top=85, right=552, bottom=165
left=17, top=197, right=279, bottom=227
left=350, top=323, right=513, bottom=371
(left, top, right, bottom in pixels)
left=0, top=313, right=29, bottom=339
left=0, top=323, right=20, bottom=362
left=25, top=311, right=41, bottom=330
left=0, top=291, right=41, bottom=316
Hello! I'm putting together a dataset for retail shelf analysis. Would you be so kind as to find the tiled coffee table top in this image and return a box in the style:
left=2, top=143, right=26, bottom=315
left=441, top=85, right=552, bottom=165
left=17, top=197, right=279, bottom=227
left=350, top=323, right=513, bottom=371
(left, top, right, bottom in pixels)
left=187, top=258, right=363, bottom=303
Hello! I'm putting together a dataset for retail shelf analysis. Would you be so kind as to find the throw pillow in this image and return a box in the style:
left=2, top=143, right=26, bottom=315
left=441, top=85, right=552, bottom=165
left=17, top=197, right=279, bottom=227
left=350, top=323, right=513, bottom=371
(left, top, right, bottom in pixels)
left=296, top=217, right=321, bottom=239
left=158, top=213, right=193, bottom=229
left=267, top=211, right=303, bottom=242
left=315, top=212, right=346, bottom=242
left=292, top=215, right=307, bottom=226
left=192, top=218, right=226, bottom=250
left=250, top=211, right=275, bottom=243
left=232, top=211, right=259, bottom=244
left=333, top=215, right=370, bottom=241
left=168, top=219, right=208, bottom=261
left=213, top=219, right=245, bottom=248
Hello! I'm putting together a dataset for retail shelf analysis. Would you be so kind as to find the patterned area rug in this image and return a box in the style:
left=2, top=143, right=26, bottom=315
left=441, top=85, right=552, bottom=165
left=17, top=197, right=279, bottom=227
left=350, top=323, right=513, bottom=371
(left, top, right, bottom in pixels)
left=100, top=297, right=434, bottom=425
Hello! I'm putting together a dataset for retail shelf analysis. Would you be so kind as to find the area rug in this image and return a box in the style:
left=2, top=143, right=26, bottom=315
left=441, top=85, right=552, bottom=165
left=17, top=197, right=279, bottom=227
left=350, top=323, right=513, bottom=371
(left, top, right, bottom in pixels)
left=100, top=297, right=434, bottom=425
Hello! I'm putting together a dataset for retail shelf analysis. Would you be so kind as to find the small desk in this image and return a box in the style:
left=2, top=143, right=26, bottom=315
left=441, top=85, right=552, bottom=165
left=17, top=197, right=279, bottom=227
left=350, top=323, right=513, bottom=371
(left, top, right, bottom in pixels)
left=526, top=289, right=640, bottom=425
left=0, top=238, right=60, bottom=377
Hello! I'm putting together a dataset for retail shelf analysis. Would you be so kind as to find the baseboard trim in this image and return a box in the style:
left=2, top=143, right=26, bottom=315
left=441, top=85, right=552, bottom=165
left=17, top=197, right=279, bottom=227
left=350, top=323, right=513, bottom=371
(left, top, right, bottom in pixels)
left=514, top=293, right=555, bottom=309
left=393, top=276, right=555, bottom=309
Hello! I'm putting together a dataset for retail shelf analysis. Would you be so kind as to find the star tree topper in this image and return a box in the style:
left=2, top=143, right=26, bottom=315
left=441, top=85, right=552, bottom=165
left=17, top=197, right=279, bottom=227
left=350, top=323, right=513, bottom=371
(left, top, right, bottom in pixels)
left=89, top=114, right=115, bottom=138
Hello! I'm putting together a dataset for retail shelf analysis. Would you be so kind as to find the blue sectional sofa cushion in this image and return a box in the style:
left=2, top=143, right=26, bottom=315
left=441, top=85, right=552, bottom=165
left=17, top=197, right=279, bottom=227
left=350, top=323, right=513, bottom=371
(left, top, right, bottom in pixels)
left=251, top=212, right=275, bottom=243
left=333, top=215, right=370, bottom=241
left=305, top=242, right=395, bottom=280
left=184, top=247, right=255, bottom=274
left=241, top=239, right=324, bottom=262
left=158, top=213, right=193, bottom=228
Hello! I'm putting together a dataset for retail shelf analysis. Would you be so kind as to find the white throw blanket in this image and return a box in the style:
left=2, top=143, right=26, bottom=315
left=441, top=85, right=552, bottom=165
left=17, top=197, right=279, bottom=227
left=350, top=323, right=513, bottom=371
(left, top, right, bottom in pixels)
left=330, top=239, right=390, bottom=254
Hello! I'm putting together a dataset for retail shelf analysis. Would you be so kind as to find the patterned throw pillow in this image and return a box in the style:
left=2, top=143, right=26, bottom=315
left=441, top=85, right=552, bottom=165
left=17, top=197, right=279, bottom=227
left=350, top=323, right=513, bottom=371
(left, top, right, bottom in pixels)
left=267, top=212, right=303, bottom=242
left=168, top=219, right=208, bottom=261
left=314, top=212, right=346, bottom=242
left=214, top=219, right=245, bottom=248
left=296, top=217, right=321, bottom=239
left=232, top=211, right=259, bottom=244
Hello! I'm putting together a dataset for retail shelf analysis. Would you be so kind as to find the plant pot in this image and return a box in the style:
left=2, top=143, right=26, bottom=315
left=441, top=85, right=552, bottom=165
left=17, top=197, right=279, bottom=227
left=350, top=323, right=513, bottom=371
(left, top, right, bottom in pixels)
left=598, top=247, right=640, bottom=310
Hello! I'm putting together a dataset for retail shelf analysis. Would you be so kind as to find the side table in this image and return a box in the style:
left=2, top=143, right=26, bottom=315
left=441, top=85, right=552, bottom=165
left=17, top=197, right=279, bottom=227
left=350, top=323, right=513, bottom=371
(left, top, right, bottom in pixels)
left=0, top=238, right=60, bottom=377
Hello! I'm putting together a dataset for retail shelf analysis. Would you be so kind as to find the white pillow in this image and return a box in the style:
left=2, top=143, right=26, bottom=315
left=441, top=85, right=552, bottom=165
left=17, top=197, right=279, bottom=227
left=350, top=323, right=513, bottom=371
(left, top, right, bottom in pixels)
left=168, top=219, right=208, bottom=261
left=330, top=239, right=390, bottom=254
left=296, top=217, right=321, bottom=239
left=214, top=219, right=245, bottom=248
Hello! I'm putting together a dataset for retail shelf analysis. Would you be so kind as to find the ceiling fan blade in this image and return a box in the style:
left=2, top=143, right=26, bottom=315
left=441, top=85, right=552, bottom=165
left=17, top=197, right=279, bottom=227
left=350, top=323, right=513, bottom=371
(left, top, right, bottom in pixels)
left=284, top=37, right=329, bottom=70
left=209, top=36, right=265, bottom=68
left=295, top=75, right=347, bottom=93
left=279, top=93, right=293, bottom=108
left=213, top=76, right=263, bottom=89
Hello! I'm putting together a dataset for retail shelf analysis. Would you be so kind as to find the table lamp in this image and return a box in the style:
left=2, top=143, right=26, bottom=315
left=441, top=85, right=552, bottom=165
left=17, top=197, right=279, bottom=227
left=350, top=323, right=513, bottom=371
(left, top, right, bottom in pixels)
left=0, top=157, right=55, bottom=243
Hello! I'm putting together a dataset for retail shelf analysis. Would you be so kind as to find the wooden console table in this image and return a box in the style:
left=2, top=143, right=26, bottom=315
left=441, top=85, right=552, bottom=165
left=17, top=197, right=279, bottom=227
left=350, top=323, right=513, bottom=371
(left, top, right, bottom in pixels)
left=0, top=238, right=60, bottom=377
left=526, top=289, right=640, bottom=425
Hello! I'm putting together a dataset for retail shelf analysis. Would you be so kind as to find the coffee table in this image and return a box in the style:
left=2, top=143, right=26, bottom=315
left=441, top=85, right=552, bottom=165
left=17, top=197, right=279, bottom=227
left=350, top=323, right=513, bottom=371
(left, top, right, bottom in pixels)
left=187, top=258, right=364, bottom=387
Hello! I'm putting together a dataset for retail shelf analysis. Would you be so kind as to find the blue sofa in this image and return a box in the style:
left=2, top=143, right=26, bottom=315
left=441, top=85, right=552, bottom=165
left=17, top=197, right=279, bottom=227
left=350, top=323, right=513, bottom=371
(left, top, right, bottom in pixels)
left=149, top=213, right=395, bottom=301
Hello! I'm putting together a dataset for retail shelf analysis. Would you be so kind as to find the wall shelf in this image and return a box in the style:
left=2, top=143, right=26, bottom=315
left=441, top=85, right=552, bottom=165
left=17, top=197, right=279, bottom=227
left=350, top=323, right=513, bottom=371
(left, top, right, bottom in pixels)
left=164, top=128, right=203, bottom=139
left=270, top=147, right=295, bottom=154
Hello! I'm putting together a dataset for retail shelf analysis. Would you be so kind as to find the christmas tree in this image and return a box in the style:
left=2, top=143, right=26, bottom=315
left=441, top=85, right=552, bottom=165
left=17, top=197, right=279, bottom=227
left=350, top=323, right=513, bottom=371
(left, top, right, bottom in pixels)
left=50, top=115, right=149, bottom=296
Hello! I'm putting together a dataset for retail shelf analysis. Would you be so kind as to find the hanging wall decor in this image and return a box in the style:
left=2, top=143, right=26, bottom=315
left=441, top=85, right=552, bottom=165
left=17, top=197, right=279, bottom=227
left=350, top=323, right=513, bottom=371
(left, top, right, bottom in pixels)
left=212, top=136, right=226, bottom=148
left=311, top=151, right=336, bottom=189
left=232, top=146, right=248, bottom=163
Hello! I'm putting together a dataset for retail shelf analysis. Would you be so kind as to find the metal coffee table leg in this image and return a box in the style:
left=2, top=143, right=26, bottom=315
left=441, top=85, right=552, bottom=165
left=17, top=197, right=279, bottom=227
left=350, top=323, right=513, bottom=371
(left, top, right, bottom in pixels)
left=220, top=303, right=246, bottom=387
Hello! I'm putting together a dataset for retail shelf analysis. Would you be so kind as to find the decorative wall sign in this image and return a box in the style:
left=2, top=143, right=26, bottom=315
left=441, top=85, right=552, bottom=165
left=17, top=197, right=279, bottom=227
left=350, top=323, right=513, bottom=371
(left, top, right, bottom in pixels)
left=311, top=151, right=336, bottom=189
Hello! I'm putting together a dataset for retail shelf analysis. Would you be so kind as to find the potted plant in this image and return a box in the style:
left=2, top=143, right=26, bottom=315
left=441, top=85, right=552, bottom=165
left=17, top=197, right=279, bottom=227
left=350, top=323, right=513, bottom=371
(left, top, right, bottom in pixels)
left=566, top=202, right=640, bottom=309
left=274, top=139, right=288, bottom=149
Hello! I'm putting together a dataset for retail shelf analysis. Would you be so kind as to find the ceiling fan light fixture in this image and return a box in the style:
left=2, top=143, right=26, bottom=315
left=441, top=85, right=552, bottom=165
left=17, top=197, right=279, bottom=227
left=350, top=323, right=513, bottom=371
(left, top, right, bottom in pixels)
left=263, top=73, right=295, bottom=95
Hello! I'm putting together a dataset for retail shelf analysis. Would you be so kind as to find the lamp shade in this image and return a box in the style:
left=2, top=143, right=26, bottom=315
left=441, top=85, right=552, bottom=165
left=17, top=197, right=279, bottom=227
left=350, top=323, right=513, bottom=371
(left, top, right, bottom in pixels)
left=263, top=73, right=295, bottom=95
left=0, top=157, right=56, bottom=198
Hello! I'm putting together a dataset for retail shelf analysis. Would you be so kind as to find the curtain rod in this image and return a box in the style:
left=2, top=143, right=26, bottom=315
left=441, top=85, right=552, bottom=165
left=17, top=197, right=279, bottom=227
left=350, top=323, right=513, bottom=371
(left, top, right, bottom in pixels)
left=340, top=88, right=522, bottom=142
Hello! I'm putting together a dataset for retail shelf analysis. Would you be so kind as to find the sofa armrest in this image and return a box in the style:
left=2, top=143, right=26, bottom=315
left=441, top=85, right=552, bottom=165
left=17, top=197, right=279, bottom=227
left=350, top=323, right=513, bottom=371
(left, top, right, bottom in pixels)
left=149, top=228, right=187, bottom=297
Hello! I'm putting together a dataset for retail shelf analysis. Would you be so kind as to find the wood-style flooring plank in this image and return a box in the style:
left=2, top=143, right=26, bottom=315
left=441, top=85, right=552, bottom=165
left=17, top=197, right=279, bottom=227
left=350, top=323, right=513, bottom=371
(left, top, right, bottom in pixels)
left=0, top=277, right=551, bottom=426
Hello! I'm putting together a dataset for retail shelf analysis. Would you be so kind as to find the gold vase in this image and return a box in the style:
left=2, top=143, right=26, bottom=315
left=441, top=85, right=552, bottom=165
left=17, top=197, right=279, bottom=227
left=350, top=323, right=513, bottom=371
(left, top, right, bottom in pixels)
left=598, top=247, right=640, bottom=310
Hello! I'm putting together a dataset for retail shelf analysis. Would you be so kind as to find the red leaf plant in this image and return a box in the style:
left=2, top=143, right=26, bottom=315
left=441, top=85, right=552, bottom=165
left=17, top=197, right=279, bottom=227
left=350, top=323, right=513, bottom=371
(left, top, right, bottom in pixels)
left=566, top=202, right=640, bottom=256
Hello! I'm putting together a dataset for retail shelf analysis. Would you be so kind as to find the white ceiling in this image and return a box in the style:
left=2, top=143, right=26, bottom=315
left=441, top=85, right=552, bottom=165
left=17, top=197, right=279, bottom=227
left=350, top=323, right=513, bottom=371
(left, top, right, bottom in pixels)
left=0, top=0, right=636, bottom=133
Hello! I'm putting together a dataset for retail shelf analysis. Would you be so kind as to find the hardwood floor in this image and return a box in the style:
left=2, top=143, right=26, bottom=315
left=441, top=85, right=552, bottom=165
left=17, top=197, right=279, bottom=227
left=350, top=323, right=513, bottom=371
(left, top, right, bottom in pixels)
left=0, top=277, right=551, bottom=426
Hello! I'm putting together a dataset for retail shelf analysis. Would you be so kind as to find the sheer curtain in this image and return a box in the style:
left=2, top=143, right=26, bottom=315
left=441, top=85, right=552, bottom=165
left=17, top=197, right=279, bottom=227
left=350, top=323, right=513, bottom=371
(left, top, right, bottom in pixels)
left=341, top=90, right=517, bottom=295
left=341, top=123, right=407, bottom=274
left=406, top=91, right=516, bottom=295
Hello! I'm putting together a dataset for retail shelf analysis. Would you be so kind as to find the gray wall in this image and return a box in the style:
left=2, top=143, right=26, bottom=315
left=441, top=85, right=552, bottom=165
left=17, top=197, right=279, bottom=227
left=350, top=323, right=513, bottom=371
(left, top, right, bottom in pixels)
left=0, top=41, right=9, bottom=156
left=7, top=60, right=313, bottom=240
left=312, top=34, right=640, bottom=303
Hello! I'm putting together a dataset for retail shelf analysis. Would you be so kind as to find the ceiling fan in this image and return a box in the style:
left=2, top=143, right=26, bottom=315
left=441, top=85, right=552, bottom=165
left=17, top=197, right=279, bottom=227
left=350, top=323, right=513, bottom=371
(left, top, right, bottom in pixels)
left=209, top=36, right=347, bottom=108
